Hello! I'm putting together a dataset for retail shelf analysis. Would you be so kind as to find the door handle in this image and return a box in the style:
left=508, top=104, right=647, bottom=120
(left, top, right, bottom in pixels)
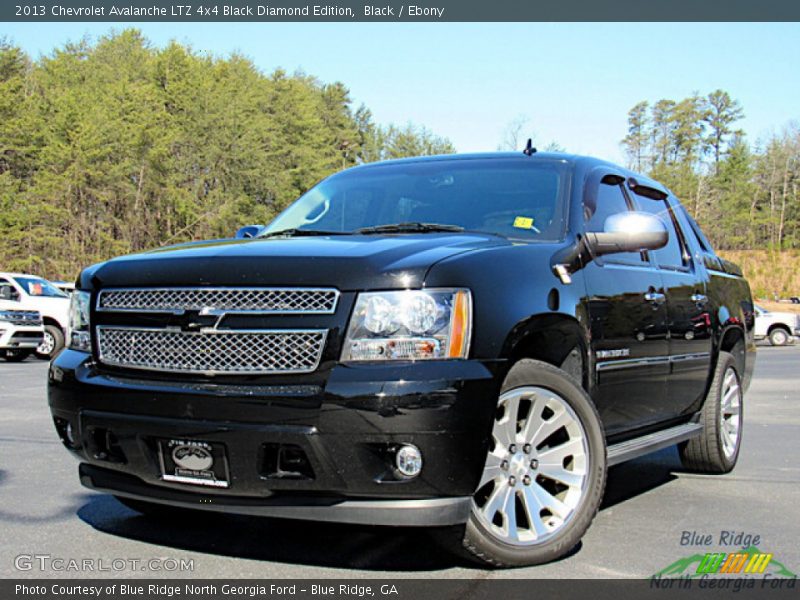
left=691, top=293, right=709, bottom=305
left=644, top=291, right=666, bottom=305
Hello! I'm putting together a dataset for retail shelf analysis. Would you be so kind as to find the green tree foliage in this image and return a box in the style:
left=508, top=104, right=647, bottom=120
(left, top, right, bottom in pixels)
left=621, top=91, right=800, bottom=252
left=0, top=31, right=455, bottom=280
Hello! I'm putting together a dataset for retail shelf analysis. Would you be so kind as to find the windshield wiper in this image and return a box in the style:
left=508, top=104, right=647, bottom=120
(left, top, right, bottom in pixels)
left=356, top=222, right=465, bottom=235
left=257, top=228, right=349, bottom=239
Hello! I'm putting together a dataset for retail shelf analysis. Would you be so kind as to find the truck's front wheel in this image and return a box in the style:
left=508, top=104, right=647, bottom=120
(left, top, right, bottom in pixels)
left=459, top=359, right=606, bottom=567
left=35, top=325, right=65, bottom=359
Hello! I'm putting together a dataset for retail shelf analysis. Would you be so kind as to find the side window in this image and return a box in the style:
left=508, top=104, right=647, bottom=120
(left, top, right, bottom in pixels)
left=0, top=278, right=20, bottom=301
left=634, top=197, right=689, bottom=270
left=584, top=180, right=647, bottom=265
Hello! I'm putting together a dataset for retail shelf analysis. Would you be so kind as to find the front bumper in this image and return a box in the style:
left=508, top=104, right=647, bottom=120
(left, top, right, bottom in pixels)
left=80, top=463, right=471, bottom=526
left=0, top=325, right=43, bottom=349
left=49, top=349, right=501, bottom=526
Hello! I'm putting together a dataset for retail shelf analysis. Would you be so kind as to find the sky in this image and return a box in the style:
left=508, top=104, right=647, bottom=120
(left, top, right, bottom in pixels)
left=4, top=22, right=800, bottom=163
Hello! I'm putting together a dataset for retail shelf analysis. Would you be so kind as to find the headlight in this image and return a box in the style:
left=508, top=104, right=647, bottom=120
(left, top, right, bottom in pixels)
left=67, top=291, right=91, bottom=351
left=342, top=289, right=472, bottom=361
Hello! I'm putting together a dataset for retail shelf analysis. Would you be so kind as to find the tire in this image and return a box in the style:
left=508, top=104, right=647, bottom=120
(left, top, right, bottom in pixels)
left=455, top=359, right=606, bottom=567
left=35, top=325, right=65, bottom=359
left=679, top=351, right=742, bottom=473
left=768, top=327, right=790, bottom=347
left=3, top=349, right=31, bottom=362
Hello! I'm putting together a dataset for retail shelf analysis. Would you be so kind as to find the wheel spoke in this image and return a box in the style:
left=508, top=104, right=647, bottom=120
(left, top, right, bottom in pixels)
left=530, top=482, right=570, bottom=519
left=721, top=426, right=734, bottom=451
left=538, top=437, right=584, bottom=465
left=723, top=403, right=740, bottom=417
left=481, top=482, right=505, bottom=518
left=502, top=489, right=518, bottom=541
left=517, top=395, right=542, bottom=442
left=494, top=396, right=521, bottom=447
left=527, top=406, right=571, bottom=447
left=537, top=464, right=585, bottom=488
left=478, top=452, right=505, bottom=488
left=723, top=385, right=739, bottom=409
left=521, top=486, right=549, bottom=538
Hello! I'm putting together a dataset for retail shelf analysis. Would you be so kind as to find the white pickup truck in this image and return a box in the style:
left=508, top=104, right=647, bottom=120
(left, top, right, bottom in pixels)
left=0, top=308, right=44, bottom=361
left=0, top=272, right=70, bottom=359
left=754, top=304, right=800, bottom=346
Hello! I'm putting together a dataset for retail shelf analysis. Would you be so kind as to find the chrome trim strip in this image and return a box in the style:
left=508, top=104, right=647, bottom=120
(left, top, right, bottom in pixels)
left=669, top=352, right=711, bottom=363
left=160, top=474, right=230, bottom=488
left=597, top=352, right=710, bottom=372
left=96, top=286, right=341, bottom=315
left=96, top=325, right=328, bottom=376
left=597, top=356, right=669, bottom=372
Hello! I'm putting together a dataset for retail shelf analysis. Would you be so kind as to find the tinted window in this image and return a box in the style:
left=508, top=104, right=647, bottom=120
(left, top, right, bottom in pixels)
left=265, top=159, right=570, bottom=241
left=584, top=181, right=646, bottom=265
left=634, top=198, right=687, bottom=269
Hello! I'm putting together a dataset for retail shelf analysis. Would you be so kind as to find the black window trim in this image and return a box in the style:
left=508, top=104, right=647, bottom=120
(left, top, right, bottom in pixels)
left=584, top=172, right=652, bottom=269
left=625, top=190, right=694, bottom=274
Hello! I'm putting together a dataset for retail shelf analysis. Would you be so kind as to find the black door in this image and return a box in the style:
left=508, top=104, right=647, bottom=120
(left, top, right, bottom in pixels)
left=633, top=194, right=713, bottom=415
left=582, top=174, right=670, bottom=435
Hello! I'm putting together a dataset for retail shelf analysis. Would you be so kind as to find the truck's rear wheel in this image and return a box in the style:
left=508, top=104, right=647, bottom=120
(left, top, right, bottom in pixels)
left=679, top=351, right=742, bottom=473
left=459, top=359, right=606, bottom=567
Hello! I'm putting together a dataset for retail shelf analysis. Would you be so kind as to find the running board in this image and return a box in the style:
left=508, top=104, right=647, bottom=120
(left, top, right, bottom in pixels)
left=607, top=422, right=703, bottom=466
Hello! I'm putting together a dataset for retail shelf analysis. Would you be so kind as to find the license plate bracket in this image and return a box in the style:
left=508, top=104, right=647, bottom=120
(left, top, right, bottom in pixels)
left=158, top=438, right=230, bottom=488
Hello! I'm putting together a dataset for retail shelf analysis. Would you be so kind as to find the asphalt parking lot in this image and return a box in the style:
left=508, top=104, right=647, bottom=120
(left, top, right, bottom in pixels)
left=1, top=345, right=798, bottom=579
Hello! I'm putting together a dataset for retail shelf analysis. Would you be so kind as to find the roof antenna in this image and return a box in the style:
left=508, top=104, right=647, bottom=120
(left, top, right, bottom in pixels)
left=523, top=138, right=537, bottom=156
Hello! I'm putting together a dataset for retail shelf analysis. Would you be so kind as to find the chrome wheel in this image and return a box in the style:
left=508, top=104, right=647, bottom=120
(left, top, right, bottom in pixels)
left=719, top=367, right=742, bottom=459
left=38, top=331, right=55, bottom=356
left=473, top=386, right=589, bottom=546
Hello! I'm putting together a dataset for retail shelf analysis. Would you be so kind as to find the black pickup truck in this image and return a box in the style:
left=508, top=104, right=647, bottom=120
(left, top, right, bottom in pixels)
left=49, top=152, right=755, bottom=567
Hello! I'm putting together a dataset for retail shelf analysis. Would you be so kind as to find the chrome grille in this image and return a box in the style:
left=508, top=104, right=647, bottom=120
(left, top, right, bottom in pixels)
left=0, top=310, right=42, bottom=326
left=96, top=327, right=327, bottom=375
left=97, top=287, right=339, bottom=314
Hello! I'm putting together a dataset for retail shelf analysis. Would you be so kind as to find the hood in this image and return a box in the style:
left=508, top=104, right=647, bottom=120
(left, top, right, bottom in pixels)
left=80, top=233, right=510, bottom=291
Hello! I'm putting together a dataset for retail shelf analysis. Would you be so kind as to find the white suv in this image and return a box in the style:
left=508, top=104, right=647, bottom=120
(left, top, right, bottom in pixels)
left=0, top=273, right=70, bottom=359
left=754, top=304, right=800, bottom=346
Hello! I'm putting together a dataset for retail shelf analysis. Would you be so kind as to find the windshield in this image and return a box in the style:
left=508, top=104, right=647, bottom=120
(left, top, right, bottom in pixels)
left=14, top=276, right=68, bottom=298
left=264, top=158, right=570, bottom=241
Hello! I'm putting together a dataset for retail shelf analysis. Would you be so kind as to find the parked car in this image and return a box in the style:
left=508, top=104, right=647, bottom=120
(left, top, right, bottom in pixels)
left=0, top=273, right=70, bottom=359
left=754, top=304, right=799, bottom=346
left=49, top=152, right=755, bottom=567
left=0, top=307, right=44, bottom=362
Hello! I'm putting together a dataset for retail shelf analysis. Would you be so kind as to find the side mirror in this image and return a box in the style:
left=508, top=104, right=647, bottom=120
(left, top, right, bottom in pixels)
left=235, top=225, right=266, bottom=239
left=0, top=285, right=16, bottom=301
left=585, top=211, right=668, bottom=257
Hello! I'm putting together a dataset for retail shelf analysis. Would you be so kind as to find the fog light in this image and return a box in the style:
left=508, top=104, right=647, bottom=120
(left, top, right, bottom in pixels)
left=65, top=422, right=75, bottom=445
left=395, top=444, right=422, bottom=478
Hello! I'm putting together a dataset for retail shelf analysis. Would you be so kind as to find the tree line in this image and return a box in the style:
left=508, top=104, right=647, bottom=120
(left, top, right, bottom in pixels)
left=1, top=30, right=797, bottom=282
left=0, top=30, right=454, bottom=280
left=621, top=91, right=799, bottom=252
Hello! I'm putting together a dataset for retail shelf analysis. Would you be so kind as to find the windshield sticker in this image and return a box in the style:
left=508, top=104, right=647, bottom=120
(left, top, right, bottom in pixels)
left=513, top=216, right=535, bottom=230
